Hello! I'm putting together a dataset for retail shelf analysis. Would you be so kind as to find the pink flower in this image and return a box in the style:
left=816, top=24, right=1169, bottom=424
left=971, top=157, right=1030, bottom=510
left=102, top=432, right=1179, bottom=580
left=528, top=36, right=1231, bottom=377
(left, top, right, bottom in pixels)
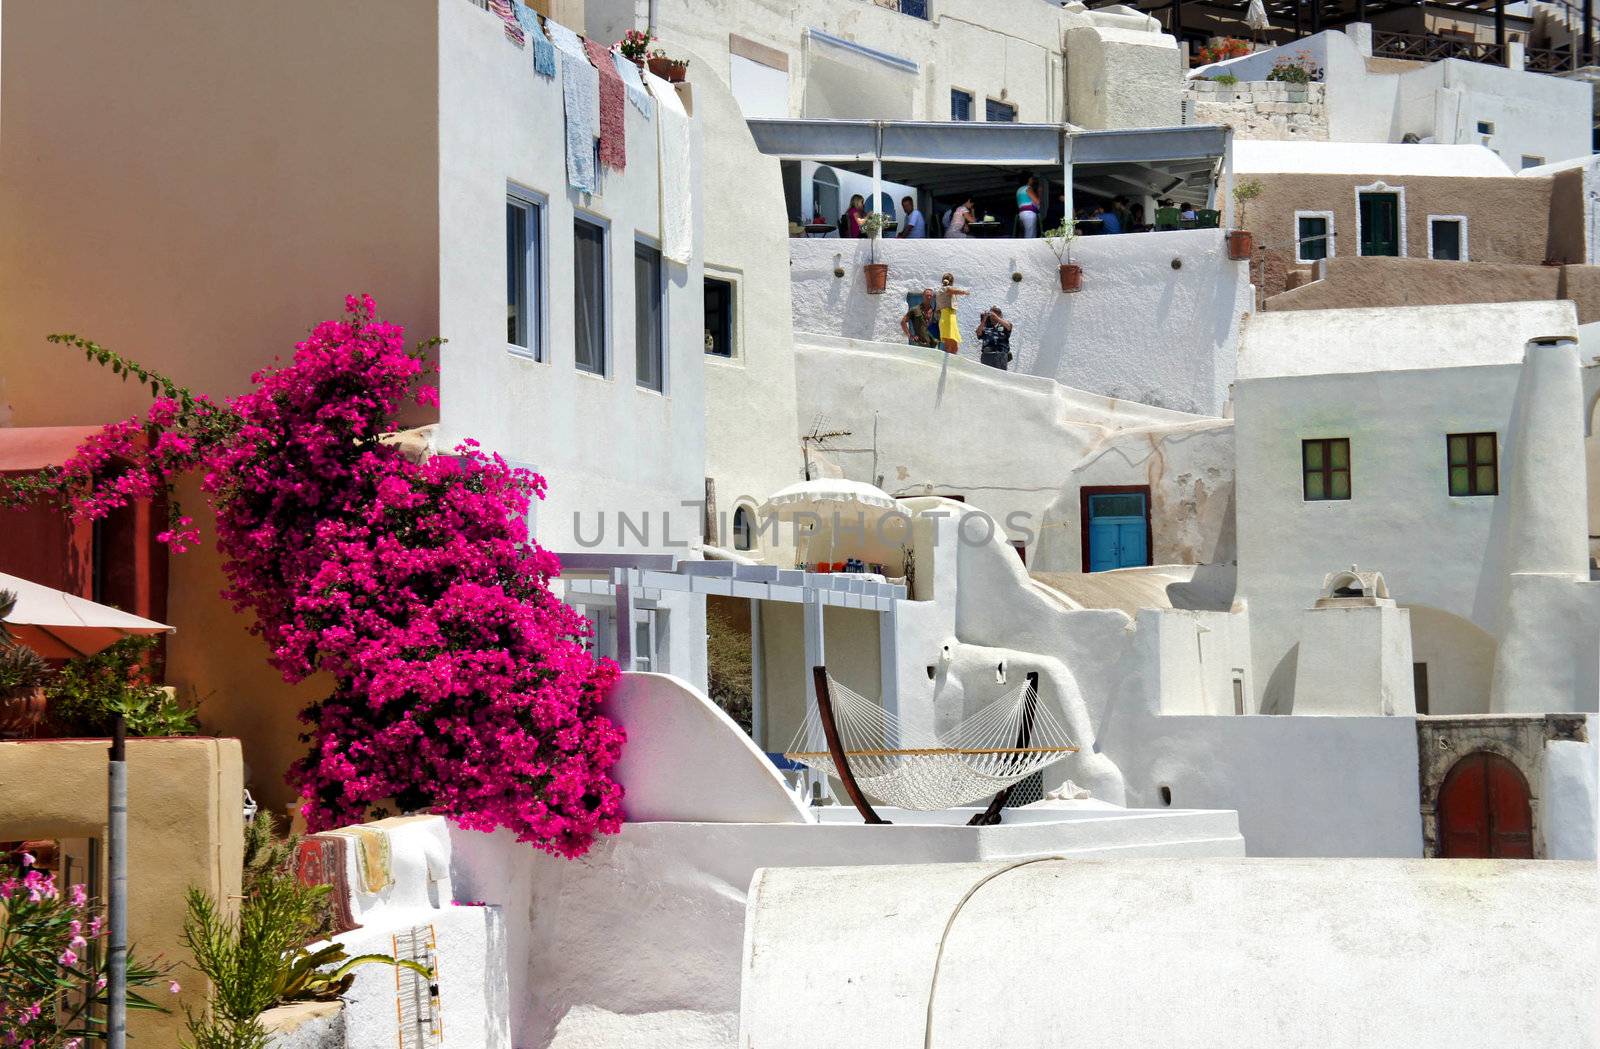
left=168, top=980, right=182, bottom=995
left=70, top=884, right=87, bottom=906
left=58, top=948, right=78, bottom=967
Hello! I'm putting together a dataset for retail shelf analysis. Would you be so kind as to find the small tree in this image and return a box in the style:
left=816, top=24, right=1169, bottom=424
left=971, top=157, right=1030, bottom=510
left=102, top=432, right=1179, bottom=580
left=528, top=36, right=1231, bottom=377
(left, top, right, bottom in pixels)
left=1232, top=178, right=1264, bottom=229
left=860, top=210, right=889, bottom=264
left=1044, top=219, right=1079, bottom=266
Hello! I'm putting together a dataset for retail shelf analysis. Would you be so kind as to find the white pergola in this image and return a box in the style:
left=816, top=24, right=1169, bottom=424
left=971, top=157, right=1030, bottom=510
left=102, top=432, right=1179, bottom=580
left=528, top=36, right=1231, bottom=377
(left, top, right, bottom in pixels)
left=747, top=117, right=1236, bottom=217
left=559, top=554, right=908, bottom=749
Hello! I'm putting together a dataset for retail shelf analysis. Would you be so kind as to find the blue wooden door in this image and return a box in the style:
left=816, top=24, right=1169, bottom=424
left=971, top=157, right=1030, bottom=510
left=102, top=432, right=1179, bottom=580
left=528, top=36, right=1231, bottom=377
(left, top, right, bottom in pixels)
left=1086, top=491, right=1149, bottom=572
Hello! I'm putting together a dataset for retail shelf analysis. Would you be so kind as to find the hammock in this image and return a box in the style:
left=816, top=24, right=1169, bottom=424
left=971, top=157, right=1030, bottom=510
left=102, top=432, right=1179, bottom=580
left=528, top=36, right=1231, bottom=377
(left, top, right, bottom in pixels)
left=784, top=672, right=1077, bottom=811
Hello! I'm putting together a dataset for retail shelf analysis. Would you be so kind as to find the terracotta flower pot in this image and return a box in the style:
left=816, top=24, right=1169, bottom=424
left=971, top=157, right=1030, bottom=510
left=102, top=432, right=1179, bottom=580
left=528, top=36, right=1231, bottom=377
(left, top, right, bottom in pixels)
left=1059, top=263, right=1083, bottom=293
left=648, top=56, right=688, bottom=83
left=1227, top=229, right=1254, bottom=260
left=863, top=262, right=889, bottom=295
left=0, top=687, right=48, bottom=738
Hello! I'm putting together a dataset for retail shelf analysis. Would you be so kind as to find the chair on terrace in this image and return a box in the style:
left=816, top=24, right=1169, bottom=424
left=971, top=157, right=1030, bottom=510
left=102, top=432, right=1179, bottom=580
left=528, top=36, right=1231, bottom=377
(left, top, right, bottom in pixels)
left=1154, top=207, right=1181, bottom=231
left=1195, top=208, right=1221, bottom=229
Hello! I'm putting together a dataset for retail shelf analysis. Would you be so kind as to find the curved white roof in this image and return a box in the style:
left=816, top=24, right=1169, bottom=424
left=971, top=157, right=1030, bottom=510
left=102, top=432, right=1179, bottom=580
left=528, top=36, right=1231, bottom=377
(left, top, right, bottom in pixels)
left=1234, top=140, right=1513, bottom=178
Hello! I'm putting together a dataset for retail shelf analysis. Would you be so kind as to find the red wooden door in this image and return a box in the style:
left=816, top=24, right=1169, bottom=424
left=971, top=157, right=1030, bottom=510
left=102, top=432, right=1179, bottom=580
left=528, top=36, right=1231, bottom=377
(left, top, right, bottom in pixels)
left=1438, top=752, right=1534, bottom=858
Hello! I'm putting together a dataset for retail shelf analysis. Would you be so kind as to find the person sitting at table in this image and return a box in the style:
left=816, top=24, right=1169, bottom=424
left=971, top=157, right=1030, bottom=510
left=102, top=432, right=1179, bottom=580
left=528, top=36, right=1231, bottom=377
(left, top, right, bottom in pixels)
left=1129, top=203, right=1146, bottom=231
left=935, top=272, right=968, bottom=354
left=1097, top=204, right=1123, bottom=235
left=975, top=306, right=1013, bottom=371
left=1015, top=176, right=1042, bottom=238
left=841, top=194, right=866, bottom=238
left=900, top=288, right=938, bottom=347
left=945, top=197, right=976, bottom=239
left=896, top=195, right=926, bottom=239
left=1180, top=202, right=1198, bottom=223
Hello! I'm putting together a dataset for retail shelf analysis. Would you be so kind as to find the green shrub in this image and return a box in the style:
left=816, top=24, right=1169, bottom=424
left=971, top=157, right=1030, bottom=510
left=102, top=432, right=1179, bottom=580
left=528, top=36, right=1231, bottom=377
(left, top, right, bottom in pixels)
left=47, top=635, right=197, bottom=737
left=1211, top=73, right=1239, bottom=86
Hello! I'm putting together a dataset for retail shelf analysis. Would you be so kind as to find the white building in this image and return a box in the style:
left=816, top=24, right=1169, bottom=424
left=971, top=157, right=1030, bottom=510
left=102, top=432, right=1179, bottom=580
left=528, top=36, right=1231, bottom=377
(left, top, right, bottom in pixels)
left=1195, top=25, right=1592, bottom=170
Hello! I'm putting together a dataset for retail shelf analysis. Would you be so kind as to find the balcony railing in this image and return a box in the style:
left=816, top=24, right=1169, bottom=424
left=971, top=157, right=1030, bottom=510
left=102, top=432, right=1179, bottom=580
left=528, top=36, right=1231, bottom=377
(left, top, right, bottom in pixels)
left=1526, top=45, right=1576, bottom=72
left=1371, top=30, right=1508, bottom=67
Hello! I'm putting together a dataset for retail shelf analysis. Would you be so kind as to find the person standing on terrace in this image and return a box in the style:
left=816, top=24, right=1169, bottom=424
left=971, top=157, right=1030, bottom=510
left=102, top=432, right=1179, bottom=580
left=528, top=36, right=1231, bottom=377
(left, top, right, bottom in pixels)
left=843, top=194, right=866, bottom=237
left=1016, top=176, right=1042, bottom=238
left=896, top=196, right=926, bottom=239
left=900, top=288, right=938, bottom=347
left=936, top=272, right=968, bottom=355
left=976, top=306, right=1013, bottom=370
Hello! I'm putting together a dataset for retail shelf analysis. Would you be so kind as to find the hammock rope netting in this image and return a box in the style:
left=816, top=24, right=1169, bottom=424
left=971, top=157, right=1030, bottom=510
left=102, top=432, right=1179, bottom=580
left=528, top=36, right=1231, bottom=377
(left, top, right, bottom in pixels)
left=783, top=673, right=1078, bottom=810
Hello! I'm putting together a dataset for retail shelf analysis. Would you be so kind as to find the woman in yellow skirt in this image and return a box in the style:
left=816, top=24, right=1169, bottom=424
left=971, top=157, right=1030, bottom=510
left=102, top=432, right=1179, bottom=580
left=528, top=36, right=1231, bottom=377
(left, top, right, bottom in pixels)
left=935, top=272, right=968, bottom=355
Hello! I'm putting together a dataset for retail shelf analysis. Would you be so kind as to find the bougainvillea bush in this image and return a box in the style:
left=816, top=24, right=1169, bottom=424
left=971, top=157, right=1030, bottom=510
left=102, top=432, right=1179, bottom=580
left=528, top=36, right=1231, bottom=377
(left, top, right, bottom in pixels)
left=6, top=297, right=622, bottom=857
left=1, top=850, right=175, bottom=1046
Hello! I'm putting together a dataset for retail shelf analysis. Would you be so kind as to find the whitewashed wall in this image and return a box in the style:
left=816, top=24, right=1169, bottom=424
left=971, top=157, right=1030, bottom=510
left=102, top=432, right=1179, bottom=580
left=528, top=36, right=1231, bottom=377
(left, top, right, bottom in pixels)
left=789, top=231, right=1252, bottom=415
left=435, top=1, right=707, bottom=685
left=585, top=0, right=1179, bottom=128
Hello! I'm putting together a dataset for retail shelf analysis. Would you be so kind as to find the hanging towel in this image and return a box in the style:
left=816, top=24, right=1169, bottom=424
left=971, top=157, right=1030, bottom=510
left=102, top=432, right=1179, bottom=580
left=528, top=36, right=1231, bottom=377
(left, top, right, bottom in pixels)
left=545, top=18, right=588, bottom=60
left=584, top=39, right=627, bottom=172
left=647, top=70, right=693, bottom=264
left=613, top=50, right=655, bottom=116
left=559, top=48, right=599, bottom=193
left=326, top=826, right=393, bottom=895
left=512, top=2, right=556, bottom=76
left=487, top=0, right=525, bottom=45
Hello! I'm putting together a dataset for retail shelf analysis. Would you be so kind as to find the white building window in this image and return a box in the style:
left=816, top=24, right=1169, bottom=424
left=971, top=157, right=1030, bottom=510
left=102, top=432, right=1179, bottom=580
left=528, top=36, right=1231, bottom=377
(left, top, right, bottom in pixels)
left=1294, top=210, right=1335, bottom=263
left=1427, top=215, right=1468, bottom=261
left=1521, top=154, right=1545, bottom=169
left=1476, top=119, right=1495, bottom=136
left=704, top=275, right=736, bottom=358
left=732, top=505, right=755, bottom=550
left=634, top=239, right=665, bottom=392
left=632, top=607, right=668, bottom=673
left=506, top=191, right=544, bottom=360
left=950, top=88, right=973, bottom=121
left=1354, top=181, right=1406, bottom=258
left=574, top=215, right=608, bottom=375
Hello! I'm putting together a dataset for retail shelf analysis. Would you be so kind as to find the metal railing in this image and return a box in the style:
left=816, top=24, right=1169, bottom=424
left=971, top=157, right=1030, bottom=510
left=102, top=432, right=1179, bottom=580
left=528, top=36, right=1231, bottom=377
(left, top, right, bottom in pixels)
left=1371, top=30, right=1509, bottom=67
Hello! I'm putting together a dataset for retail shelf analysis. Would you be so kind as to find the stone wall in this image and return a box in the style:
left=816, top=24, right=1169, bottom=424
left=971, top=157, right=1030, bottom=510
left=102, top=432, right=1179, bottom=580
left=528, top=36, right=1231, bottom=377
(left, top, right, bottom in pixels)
left=1186, top=79, right=1328, bottom=140
left=1416, top=714, right=1588, bottom=858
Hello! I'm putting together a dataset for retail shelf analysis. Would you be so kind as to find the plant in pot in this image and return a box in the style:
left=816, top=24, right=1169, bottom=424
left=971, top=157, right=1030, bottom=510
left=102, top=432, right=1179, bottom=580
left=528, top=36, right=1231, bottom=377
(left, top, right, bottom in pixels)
left=1044, top=219, right=1082, bottom=292
left=618, top=28, right=654, bottom=67
left=1228, top=178, right=1263, bottom=260
left=0, top=589, right=52, bottom=738
left=647, top=47, right=689, bottom=83
left=860, top=210, right=890, bottom=294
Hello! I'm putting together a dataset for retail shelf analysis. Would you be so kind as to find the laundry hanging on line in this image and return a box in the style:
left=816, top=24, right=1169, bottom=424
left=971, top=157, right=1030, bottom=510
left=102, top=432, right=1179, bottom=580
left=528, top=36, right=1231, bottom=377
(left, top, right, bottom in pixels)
left=585, top=38, right=628, bottom=172
left=613, top=50, right=655, bottom=116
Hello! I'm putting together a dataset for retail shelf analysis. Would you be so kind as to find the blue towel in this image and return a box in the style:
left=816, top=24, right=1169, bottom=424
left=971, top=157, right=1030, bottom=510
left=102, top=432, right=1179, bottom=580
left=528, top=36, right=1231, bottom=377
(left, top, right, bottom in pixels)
left=513, top=2, right=556, bottom=77
left=613, top=51, right=654, bottom=116
left=560, top=50, right=598, bottom=193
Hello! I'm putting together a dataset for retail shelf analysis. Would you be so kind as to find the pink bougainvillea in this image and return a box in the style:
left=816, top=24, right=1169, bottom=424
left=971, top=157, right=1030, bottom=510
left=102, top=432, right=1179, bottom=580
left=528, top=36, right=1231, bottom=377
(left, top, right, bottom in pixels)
left=8, top=297, right=622, bottom=856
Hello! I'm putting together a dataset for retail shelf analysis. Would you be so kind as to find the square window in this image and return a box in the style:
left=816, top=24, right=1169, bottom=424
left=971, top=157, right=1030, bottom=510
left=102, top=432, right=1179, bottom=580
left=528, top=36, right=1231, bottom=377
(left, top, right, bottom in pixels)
left=985, top=97, right=1017, bottom=122
left=574, top=217, right=607, bottom=375
left=1430, top=218, right=1463, bottom=261
left=1446, top=432, right=1497, bottom=496
left=507, top=194, right=543, bottom=359
left=634, top=241, right=665, bottom=391
left=704, top=276, right=735, bottom=357
left=1521, top=154, right=1545, bottom=169
left=1302, top=438, right=1351, bottom=501
left=1297, top=215, right=1329, bottom=262
left=951, top=89, right=973, bottom=121
left=1476, top=120, right=1495, bottom=135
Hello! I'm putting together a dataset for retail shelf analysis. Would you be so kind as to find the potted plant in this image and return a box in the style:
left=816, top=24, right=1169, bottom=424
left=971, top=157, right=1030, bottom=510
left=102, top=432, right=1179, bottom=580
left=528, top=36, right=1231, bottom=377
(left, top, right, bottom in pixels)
left=860, top=211, right=890, bottom=294
left=1044, top=219, right=1082, bottom=292
left=647, top=48, right=690, bottom=83
left=619, top=28, right=654, bottom=67
left=1228, top=178, right=1262, bottom=260
left=0, top=589, right=51, bottom=738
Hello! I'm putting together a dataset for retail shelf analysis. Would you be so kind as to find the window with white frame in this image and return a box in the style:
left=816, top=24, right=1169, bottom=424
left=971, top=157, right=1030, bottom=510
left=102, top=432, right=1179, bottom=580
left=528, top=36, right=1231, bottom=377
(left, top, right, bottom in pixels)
left=704, top=275, right=736, bottom=358
left=632, top=607, right=668, bottom=673
left=1428, top=215, right=1467, bottom=261
left=634, top=240, right=665, bottom=391
left=950, top=88, right=973, bottom=121
left=573, top=215, right=608, bottom=375
left=1295, top=211, right=1334, bottom=263
left=506, top=192, right=544, bottom=359
left=1521, top=154, right=1545, bottom=169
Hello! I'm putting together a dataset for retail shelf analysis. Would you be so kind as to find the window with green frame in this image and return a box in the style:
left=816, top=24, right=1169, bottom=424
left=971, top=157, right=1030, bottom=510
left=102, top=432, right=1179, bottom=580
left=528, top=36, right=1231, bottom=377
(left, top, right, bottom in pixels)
left=1302, top=438, right=1350, bottom=500
left=1447, top=433, right=1497, bottom=496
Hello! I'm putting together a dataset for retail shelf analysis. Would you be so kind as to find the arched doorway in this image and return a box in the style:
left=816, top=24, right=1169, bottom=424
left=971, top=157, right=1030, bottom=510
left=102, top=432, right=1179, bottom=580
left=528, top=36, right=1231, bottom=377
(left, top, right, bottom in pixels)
left=1437, top=751, right=1533, bottom=858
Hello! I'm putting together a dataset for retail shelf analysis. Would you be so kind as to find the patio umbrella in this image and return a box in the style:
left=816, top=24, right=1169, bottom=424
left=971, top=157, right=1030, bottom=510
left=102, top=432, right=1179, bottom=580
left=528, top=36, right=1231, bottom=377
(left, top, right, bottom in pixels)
left=1245, top=0, right=1270, bottom=34
left=0, top=571, right=173, bottom=659
left=759, top=479, right=906, bottom=568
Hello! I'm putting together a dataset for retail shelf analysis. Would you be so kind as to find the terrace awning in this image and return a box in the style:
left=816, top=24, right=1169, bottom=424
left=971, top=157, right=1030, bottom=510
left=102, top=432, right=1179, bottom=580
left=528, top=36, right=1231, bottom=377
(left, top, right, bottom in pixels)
left=747, top=118, right=1231, bottom=207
